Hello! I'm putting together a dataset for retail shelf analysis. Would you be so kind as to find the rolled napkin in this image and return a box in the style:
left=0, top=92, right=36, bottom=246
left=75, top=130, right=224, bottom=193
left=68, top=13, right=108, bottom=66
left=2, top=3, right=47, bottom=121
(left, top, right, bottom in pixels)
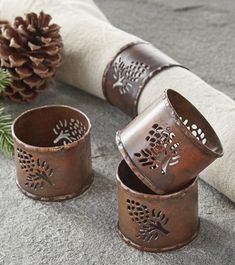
left=0, top=0, right=234, bottom=202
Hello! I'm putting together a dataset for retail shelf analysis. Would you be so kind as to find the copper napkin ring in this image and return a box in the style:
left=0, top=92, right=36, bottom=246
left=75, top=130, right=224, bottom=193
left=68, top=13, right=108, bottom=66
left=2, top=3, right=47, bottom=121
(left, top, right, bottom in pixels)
left=116, top=89, right=223, bottom=194
left=12, top=105, right=93, bottom=201
left=103, top=42, right=187, bottom=117
left=117, top=160, right=199, bottom=252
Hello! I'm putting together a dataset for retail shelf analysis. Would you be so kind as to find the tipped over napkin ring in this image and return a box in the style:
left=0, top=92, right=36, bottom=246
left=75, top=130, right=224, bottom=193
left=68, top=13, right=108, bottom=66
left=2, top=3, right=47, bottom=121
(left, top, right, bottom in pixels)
left=116, top=89, right=223, bottom=194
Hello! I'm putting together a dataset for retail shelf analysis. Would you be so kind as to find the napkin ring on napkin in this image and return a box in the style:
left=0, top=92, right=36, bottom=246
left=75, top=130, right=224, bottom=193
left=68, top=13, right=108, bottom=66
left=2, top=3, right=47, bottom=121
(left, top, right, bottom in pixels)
left=103, top=42, right=187, bottom=117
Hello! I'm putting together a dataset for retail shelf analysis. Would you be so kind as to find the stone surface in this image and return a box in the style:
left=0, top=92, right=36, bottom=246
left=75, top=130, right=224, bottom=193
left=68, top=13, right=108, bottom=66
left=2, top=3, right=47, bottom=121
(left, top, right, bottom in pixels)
left=0, top=0, right=234, bottom=264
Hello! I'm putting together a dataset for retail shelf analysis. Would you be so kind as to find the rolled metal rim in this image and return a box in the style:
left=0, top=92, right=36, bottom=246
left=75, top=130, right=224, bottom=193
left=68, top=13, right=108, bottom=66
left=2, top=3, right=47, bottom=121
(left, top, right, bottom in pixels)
left=16, top=176, right=94, bottom=202
left=116, top=159, right=198, bottom=199
left=164, top=89, right=223, bottom=158
left=117, top=225, right=199, bottom=252
left=12, top=105, right=92, bottom=152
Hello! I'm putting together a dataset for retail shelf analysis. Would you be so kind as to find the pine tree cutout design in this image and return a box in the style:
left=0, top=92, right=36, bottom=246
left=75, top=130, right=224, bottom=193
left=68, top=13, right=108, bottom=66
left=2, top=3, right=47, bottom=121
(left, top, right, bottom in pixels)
left=134, top=123, right=181, bottom=175
left=127, top=199, right=169, bottom=242
left=53, top=118, right=87, bottom=145
left=180, top=117, right=207, bottom=145
left=17, top=148, right=54, bottom=190
left=112, top=57, right=150, bottom=95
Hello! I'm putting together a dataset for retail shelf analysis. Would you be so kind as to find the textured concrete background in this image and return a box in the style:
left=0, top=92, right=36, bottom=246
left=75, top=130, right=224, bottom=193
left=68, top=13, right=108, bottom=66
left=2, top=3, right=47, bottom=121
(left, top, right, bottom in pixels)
left=0, top=0, right=234, bottom=264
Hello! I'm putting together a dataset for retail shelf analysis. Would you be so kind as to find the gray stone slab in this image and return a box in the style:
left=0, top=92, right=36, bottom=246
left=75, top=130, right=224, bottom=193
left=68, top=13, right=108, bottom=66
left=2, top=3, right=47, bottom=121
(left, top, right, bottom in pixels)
left=0, top=0, right=234, bottom=264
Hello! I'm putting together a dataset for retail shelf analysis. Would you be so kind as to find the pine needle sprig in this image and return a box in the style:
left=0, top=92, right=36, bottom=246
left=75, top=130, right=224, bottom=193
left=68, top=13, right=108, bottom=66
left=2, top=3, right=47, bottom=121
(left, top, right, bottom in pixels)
left=0, top=68, right=11, bottom=93
left=0, top=106, right=14, bottom=156
left=0, top=68, right=13, bottom=156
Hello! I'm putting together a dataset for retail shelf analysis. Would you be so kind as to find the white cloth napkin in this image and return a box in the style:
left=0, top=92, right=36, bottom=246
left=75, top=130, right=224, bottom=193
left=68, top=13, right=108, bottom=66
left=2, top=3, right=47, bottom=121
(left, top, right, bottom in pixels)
left=0, top=0, right=234, bottom=202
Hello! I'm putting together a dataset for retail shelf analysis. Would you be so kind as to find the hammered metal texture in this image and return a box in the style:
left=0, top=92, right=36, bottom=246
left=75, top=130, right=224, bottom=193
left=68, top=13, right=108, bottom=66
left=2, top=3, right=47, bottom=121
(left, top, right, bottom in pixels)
left=117, top=160, right=199, bottom=252
left=12, top=105, right=93, bottom=201
left=103, top=42, right=187, bottom=117
left=116, top=89, right=223, bottom=194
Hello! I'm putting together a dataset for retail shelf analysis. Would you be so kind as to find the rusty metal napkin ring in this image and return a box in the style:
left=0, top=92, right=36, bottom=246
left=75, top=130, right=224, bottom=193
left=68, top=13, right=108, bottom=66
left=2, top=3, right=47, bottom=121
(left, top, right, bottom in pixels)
left=117, top=160, right=199, bottom=252
left=103, top=42, right=187, bottom=117
left=12, top=105, right=93, bottom=201
left=116, top=89, right=223, bottom=194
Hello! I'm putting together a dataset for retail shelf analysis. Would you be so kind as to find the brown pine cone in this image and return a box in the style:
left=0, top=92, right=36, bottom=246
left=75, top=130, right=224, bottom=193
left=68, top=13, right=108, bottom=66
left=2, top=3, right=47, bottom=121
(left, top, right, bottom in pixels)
left=0, top=11, right=63, bottom=102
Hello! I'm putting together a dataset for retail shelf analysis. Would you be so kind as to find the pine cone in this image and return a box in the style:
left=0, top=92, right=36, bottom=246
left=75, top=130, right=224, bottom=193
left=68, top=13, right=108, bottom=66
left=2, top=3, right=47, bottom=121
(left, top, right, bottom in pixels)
left=0, top=12, right=63, bottom=102
left=127, top=199, right=150, bottom=224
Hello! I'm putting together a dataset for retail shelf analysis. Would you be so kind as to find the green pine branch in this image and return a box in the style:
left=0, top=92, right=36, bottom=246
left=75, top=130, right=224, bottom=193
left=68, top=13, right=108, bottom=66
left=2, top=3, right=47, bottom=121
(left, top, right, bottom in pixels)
left=0, top=106, right=14, bottom=156
left=0, top=68, right=13, bottom=156
left=0, top=68, right=11, bottom=93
